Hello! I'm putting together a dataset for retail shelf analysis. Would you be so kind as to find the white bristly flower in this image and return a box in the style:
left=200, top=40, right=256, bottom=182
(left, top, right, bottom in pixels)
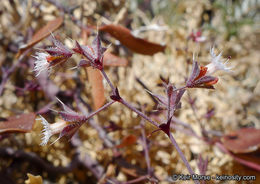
left=38, top=115, right=68, bottom=146
left=33, top=52, right=50, bottom=77
left=39, top=115, right=52, bottom=146
left=206, top=48, right=232, bottom=75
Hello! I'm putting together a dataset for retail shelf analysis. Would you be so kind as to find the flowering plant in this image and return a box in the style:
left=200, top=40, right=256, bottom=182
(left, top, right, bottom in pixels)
left=33, top=32, right=232, bottom=183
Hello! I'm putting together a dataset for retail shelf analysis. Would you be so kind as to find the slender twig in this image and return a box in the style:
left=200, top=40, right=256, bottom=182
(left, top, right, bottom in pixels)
left=167, top=91, right=171, bottom=121
left=100, top=68, right=197, bottom=181
left=122, top=175, right=149, bottom=184
left=173, top=86, right=186, bottom=92
left=100, top=69, right=159, bottom=128
left=101, top=69, right=115, bottom=92
left=168, top=133, right=200, bottom=184
left=0, top=50, right=29, bottom=96
left=83, top=101, right=115, bottom=121
left=74, top=93, right=115, bottom=148
left=140, top=119, right=152, bottom=176
left=120, top=99, right=159, bottom=128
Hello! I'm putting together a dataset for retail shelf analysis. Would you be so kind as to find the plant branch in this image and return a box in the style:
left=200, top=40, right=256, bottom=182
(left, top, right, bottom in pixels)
left=74, top=93, right=115, bottom=148
left=120, top=98, right=159, bottom=128
left=140, top=119, right=152, bottom=176
left=101, top=69, right=115, bottom=92
left=83, top=101, right=115, bottom=121
left=168, top=133, right=199, bottom=184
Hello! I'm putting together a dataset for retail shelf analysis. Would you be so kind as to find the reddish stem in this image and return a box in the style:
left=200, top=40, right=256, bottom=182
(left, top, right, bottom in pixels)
left=168, top=133, right=200, bottom=184
left=101, top=69, right=115, bottom=92
left=100, top=68, right=198, bottom=182
left=83, top=101, right=115, bottom=121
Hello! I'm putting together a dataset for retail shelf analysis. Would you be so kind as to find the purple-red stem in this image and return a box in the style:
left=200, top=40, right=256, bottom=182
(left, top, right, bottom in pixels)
left=140, top=120, right=152, bottom=176
left=83, top=101, right=115, bottom=121
left=122, top=175, right=149, bottom=184
left=169, top=133, right=200, bottom=184
left=173, top=86, right=186, bottom=92
left=120, top=98, right=159, bottom=128
left=100, top=69, right=115, bottom=92
left=167, top=91, right=171, bottom=120
left=100, top=69, right=198, bottom=182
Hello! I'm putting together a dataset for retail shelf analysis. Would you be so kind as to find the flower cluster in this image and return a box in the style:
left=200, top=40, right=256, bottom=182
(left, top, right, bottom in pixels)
left=73, top=34, right=107, bottom=70
left=33, top=33, right=232, bottom=148
left=186, top=48, right=232, bottom=89
left=39, top=98, right=87, bottom=145
left=33, top=35, right=73, bottom=76
left=33, top=33, right=107, bottom=77
left=206, top=48, right=232, bottom=75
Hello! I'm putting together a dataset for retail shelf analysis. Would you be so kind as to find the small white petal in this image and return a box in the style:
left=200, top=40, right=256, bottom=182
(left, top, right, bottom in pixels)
left=207, top=48, right=232, bottom=75
left=39, top=115, right=52, bottom=146
left=33, top=52, right=50, bottom=77
left=195, top=36, right=206, bottom=42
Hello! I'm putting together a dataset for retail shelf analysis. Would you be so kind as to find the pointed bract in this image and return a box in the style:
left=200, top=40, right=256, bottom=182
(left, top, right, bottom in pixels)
left=72, top=34, right=107, bottom=70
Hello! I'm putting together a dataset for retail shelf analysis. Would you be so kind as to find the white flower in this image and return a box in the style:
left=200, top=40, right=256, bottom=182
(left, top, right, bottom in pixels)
left=195, top=36, right=206, bottom=43
left=32, top=52, right=50, bottom=77
left=206, top=48, right=232, bottom=75
left=39, top=115, right=52, bottom=146
left=38, top=115, right=67, bottom=146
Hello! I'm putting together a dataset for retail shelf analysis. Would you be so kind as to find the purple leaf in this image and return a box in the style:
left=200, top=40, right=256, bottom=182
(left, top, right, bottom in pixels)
left=146, top=90, right=167, bottom=106
left=197, top=155, right=208, bottom=175
left=92, top=34, right=102, bottom=60
left=51, top=122, right=83, bottom=145
left=194, top=76, right=217, bottom=85
left=159, top=116, right=173, bottom=136
left=56, top=97, right=77, bottom=114
left=110, top=87, right=121, bottom=101
left=59, top=111, right=86, bottom=122
left=186, top=60, right=200, bottom=86
left=60, top=122, right=82, bottom=139
left=82, top=45, right=95, bottom=62
left=78, top=59, right=91, bottom=67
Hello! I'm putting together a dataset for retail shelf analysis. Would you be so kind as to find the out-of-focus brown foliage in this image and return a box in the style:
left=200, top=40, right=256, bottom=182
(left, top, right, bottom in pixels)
left=0, top=113, right=36, bottom=134
left=99, top=24, right=166, bottom=55
left=16, top=17, right=63, bottom=58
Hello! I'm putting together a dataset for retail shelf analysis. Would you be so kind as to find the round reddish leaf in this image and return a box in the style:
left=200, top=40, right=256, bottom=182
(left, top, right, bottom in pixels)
left=99, top=24, right=166, bottom=55
left=116, top=135, right=137, bottom=148
left=0, top=113, right=36, bottom=134
left=221, top=128, right=260, bottom=153
left=16, top=17, right=63, bottom=58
